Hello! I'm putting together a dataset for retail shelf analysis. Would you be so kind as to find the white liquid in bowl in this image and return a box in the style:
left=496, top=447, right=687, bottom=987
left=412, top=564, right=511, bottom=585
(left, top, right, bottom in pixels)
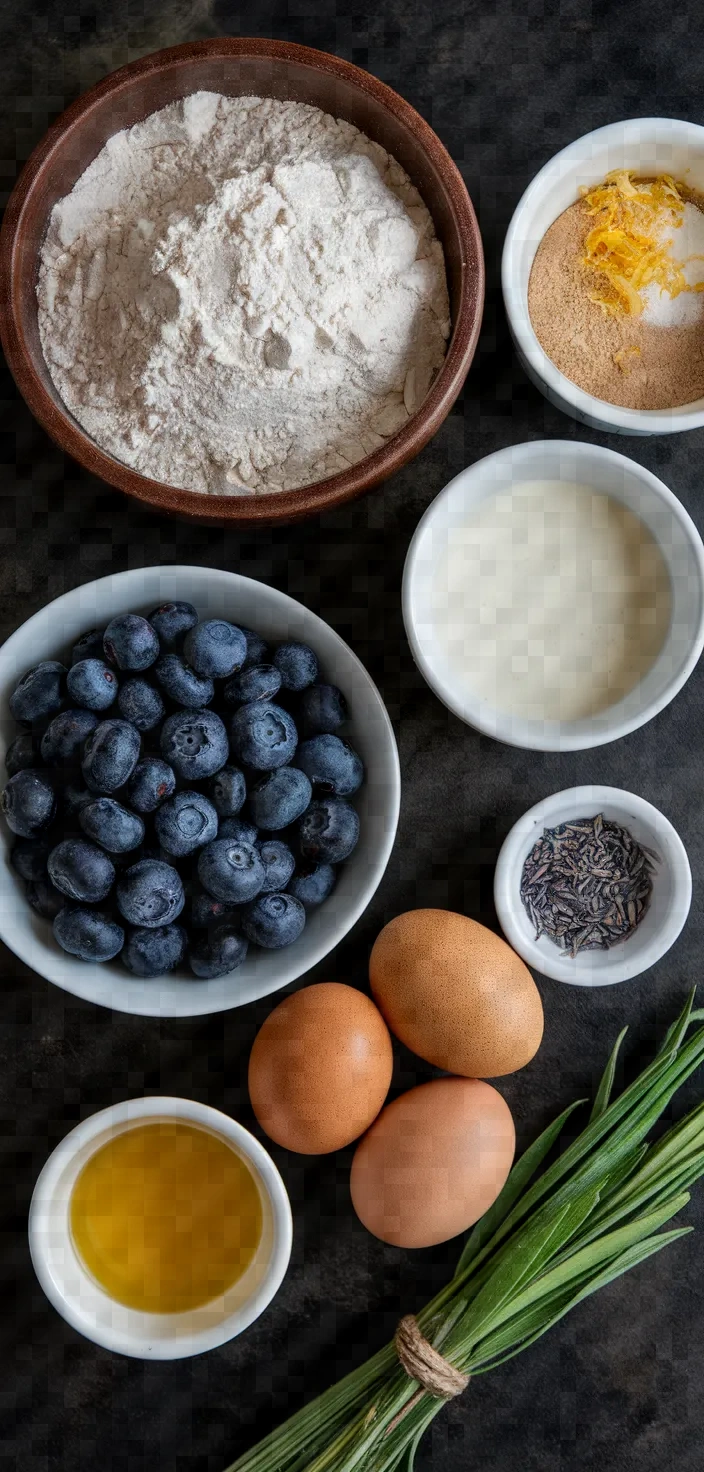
left=430, top=480, right=672, bottom=722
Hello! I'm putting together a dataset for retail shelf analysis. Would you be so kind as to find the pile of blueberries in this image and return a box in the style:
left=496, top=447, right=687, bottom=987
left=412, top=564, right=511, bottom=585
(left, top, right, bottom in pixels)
left=1, top=604, right=364, bottom=979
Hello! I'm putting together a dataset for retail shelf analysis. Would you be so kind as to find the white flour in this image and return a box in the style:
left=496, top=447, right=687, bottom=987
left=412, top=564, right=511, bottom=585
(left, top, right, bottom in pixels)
left=37, top=92, right=450, bottom=495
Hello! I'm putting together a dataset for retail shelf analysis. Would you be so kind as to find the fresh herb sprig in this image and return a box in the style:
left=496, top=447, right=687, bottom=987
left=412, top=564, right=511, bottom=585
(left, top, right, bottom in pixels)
left=224, top=992, right=704, bottom=1472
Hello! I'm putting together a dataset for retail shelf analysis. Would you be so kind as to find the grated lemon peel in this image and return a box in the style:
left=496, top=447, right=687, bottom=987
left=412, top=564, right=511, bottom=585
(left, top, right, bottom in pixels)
left=613, top=345, right=641, bottom=375
left=579, top=170, right=702, bottom=318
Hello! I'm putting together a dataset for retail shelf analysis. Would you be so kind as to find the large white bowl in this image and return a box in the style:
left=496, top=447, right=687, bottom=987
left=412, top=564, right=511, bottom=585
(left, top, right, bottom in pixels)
left=493, top=786, right=692, bottom=986
left=402, top=440, right=704, bottom=751
left=503, top=117, right=704, bottom=434
left=28, top=1096, right=292, bottom=1358
left=0, top=567, right=400, bottom=1017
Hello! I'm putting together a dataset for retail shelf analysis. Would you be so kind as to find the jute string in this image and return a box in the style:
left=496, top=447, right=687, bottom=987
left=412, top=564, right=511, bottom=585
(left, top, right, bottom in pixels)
left=393, top=1315, right=469, bottom=1407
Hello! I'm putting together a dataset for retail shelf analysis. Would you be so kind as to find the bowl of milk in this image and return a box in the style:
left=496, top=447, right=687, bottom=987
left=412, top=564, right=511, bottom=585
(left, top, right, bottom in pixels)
left=402, top=440, right=704, bottom=751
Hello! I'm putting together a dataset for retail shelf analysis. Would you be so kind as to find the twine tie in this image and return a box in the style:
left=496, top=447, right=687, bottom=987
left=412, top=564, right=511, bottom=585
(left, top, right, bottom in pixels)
left=394, top=1315, right=469, bottom=1401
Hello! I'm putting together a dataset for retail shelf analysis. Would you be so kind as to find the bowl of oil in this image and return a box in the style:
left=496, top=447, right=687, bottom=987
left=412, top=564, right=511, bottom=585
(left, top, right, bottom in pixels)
left=28, top=1096, right=292, bottom=1358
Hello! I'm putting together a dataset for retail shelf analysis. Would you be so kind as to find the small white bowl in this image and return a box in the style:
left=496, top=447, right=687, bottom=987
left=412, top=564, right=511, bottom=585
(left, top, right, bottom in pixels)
left=503, top=117, right=704, bottom=434
left=494, top=786, right=691, bottom=986
left=0, top=566, right=400, bottom=1017
left=28, top=1096, right=292, bottom=1359
left=402, top=439, right=704, bottom=751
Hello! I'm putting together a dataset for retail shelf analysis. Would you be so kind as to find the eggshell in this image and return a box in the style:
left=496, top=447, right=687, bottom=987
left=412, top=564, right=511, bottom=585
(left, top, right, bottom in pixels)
left=248, top=982, right=393, bottom=1154
left=369, top=909, right=543, bottom=1077
left=350, top=1076, right=515, bottom=1247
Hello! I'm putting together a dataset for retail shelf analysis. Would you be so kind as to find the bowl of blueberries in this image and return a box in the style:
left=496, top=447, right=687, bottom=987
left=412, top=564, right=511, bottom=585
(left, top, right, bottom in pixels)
left=0, top=567, right=400, bottom=1016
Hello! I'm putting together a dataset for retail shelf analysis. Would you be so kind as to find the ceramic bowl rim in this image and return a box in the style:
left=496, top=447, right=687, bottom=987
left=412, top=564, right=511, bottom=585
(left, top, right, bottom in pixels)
left=0, top=36, right=485, bottom=526
left=401, top=438, right=704, bottom=751
left=28, top=1095, right=293, bottom=1358
left=0, top=565, right=401, bottom=1016
left=493, top=785, right=692, bottom=986
left=502, top=116, right=704, bottom=434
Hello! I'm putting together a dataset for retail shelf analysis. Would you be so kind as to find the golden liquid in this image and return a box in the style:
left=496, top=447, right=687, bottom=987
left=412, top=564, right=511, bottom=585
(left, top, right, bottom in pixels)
left=70, top=1122, right=263, bottom=1314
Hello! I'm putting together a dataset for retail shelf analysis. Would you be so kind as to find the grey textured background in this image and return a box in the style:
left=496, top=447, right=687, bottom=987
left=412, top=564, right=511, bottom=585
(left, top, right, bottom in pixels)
left=2, top=1, right=704, bottom=1469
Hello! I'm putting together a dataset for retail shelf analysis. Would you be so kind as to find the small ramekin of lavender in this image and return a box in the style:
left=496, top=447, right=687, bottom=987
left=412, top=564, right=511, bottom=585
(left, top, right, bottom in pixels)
left=494, top=786, right=692, bottom=987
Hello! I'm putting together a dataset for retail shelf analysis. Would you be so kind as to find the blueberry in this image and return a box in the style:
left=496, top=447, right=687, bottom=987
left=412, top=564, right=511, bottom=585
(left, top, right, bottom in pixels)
left=5, top=731, right=40, bottom=777
left=41, top=708, right=99, bottom=767
left=206, top=765, right=246, bottom=818
left=48, top=838, right=115, bottom=902
left=103, top=614, right=159, bottom=671
left=147, top=601, right=198, bottom=649
left=224, top=664, right=282, bottom=706
left=122, top=923, right=187, bottom=977
left=160, top=708, right=229, bottom=782
left=27, top=878, right=64, bottom=921
left=153, top=653, right=214, bottom=708
left=10, top=662, right=66, bottom=724
left=11, top=837, right=50, bottom=883
left=298, top=683, right=349, bottom=736
left=126, top=758, right=176, bottom=814
left=184, top=620, right=247, bottom=679
left=287, top=862, right=337, bottom=908
left=258, top=839, right=295, bottom=892
left=295, top=735, right=364, bottom=797
left=218, top=816, right=259, bottom=845
left=241, top=627, right=270, bottom=668
left=241, top=892, right=306, bottom=949
left=53, top=906, right=124, bottom=962
left=189, top=925, right=249, bottom=979
left=66, top=659, right=118, bottom=712
left=198, top=839, right=265, bottom=903
left=82, top=719, right=141, bottom=793
left=155, top=790, right=218, bottom=857
left=79, top=797, right=145, bottom=854
left=272, top=641, right=318, bottom=692
left=190, top=884, right=239, bottom=929
left=116, top=859, right=185, bottom=928
left=229, top=702, right=297, bottom=770
left=297, top=798, right=360, bottom=863
left=70, top=629, right=106, bottom=666
left=248, top=767, right=312, bottom=830
left=1, top=770, right=56, bottom=836
left=117, top=678, right=165, bottom=732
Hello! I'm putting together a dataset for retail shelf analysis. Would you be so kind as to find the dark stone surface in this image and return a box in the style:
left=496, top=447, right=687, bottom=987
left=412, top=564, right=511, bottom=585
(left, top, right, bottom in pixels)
left=2, top=1, right=704, bottom=1468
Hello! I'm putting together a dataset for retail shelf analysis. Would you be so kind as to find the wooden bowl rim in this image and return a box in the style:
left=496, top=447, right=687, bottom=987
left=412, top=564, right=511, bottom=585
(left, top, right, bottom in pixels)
left=0, top=37, right=484, bottom=526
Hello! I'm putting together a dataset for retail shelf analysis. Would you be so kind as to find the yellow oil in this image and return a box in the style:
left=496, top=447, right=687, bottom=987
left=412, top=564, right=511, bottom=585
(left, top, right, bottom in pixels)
left=70, top=1121, right=263, bottom=1314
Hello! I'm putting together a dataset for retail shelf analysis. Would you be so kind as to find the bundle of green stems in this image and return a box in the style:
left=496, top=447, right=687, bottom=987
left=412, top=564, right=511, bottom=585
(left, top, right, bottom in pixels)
left=225, top=991, right=704, bottom=1472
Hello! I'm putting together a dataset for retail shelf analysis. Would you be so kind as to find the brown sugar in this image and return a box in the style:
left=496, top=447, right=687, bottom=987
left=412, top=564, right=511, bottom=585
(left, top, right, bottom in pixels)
left=527, top=199, right=704, bottom=409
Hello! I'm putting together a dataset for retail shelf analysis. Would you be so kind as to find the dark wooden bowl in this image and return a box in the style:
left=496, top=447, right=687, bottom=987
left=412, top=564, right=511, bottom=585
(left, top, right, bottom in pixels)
left=0, top=39, right=484, bottom=527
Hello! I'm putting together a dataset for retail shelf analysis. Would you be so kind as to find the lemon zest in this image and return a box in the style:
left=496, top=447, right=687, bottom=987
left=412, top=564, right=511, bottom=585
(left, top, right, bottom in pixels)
left=613, top=346, right=642, bottom=375
left=579, top=170, right=695, bottom=317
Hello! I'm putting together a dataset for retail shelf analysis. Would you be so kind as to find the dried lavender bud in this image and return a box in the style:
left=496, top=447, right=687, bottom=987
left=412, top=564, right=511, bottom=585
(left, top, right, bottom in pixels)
left=520, top=813, right=657, bottom=958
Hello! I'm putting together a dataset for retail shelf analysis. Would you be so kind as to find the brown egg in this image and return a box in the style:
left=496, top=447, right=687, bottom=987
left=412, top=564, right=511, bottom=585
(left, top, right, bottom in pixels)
left=369, top=909, right=543, bottom=1078
left=350, top=1076, right=515, bottom=1247
left=248, top=982, right=393, bottom=1154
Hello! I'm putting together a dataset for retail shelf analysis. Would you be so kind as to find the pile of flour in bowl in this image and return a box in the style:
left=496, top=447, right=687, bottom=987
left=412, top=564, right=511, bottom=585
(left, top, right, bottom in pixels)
left=37, top=92, right=451, bottom=495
